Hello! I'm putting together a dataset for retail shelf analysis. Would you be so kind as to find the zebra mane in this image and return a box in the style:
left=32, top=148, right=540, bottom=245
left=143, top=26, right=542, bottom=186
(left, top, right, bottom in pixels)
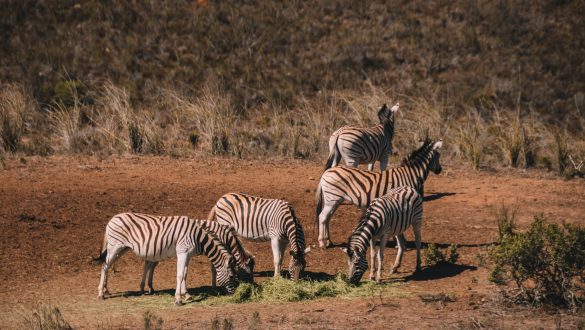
left=400, top=138, right=435, bottom=166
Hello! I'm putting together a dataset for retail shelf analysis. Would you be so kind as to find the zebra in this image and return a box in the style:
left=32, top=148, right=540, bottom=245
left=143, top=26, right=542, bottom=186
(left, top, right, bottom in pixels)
left=342, top=186, right=423, bottom=285
left=316, top=139, right=443, bottom=248
left=139, top=219, right=255, bottom=295
left=208, top=193, right=311, bottom=280
left=324, top=103, right=399, bottom=172
left=94, top=213, right=238, bottom=305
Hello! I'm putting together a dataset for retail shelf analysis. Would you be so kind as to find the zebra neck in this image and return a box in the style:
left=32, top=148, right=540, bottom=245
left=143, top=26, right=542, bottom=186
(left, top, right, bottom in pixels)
left=382, top=121, right=394, bottom=140
left=405, top=153, right=432, bottom=189
left=350, top=222, right=375, bottom=252
left=286, top=217, right=304, bottom=255
left=200, top=232, right=227, bottom=269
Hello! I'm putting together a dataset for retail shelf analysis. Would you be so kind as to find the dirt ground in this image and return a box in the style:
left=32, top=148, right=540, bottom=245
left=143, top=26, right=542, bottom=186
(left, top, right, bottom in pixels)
left=0, top=155, right=584, bottom=329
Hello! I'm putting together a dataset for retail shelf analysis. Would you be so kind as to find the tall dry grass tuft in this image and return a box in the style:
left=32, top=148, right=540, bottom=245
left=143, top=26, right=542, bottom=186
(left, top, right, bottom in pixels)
left=164, top=81, right=237, bottom=155
left=0, top=84, right=34, bottom=152
left=49, top=80, right=84, bottom=152
left=20, top=302, right=72, bottom=330
left=453, top=109, right=487, bottom=170
left=494, top=109, right=523, bottom=168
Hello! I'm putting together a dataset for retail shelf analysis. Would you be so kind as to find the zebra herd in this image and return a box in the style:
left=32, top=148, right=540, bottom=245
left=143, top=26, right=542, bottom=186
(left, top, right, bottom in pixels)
left=95, top=102, right=444, bottom=305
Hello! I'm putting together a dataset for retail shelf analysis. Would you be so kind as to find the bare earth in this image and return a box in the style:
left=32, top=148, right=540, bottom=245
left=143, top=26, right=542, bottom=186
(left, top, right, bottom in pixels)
left=0, top=156, right=584, bottom=329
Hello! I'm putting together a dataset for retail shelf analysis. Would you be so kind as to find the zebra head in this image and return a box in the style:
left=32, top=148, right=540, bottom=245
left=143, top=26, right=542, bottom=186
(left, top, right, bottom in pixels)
left=217, top=256, right=238, bottom=294
left=288, top=247, right=311, bottom=280
left=429, top=140, right=443, bottom=174
left=377, top=102, right=399, bottom=124
left=341, top=247, right=367, bottom=285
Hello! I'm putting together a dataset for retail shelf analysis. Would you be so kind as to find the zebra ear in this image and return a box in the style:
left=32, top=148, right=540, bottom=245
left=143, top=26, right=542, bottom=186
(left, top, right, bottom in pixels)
left=377, top=104, right=391, bottom=123
left=391, top=102, right=399, bottom=113
left=433, top=140, right=444, bottom=150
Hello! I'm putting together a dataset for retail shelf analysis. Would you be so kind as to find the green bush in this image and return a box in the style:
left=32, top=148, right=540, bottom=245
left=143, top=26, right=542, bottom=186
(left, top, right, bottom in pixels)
left=423, top=243, right=445, bottom=267
left=490, top=216, right=585, bottom=310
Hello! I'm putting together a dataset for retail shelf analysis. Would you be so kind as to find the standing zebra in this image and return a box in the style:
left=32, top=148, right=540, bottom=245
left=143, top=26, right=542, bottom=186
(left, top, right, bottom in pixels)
left=342, top=186, right=423, bottom=285
left=325, top=103, right=399, bottom=171
left=95, top=213, right=238, bottom=305
left=208, top=193, right=311, bottom=280
left=139, top=220, right=255, bottom=295
left=316, top=139, right=443, bottom=248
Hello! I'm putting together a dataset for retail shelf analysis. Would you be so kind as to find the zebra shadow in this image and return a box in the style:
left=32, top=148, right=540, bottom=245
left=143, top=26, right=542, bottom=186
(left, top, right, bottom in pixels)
left=423, top=192, right=457, bottom=202
left=103, top=286, right=229, bottom=303
left=402, top=262, right=477, bottom=281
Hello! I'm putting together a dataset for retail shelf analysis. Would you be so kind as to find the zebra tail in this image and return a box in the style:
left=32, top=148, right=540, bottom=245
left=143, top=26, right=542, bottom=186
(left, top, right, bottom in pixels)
left=92, top=235, right=107, bottom=265
left=315, top=183, right=323, bottom=235
left=207, top=206, right=217, bottom=221
left=324, top=134, right=341, bottom=170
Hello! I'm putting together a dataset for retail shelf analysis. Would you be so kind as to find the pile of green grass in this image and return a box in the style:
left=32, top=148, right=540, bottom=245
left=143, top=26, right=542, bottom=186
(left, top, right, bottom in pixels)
left=199, top=273, right=405, bottom=305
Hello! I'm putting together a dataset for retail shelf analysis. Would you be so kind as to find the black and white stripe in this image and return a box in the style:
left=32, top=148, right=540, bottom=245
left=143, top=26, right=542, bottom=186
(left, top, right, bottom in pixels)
left=139, top=219, right=255, bottom=294
left=342, top=186, right=423, bottom=285
left=95, top=213, right=238, bottom=305
left=324, top=103, right=399, bottom=171
left=208, top=193, right=311, bottom=280
left=316, top=139, right=443, bottom=248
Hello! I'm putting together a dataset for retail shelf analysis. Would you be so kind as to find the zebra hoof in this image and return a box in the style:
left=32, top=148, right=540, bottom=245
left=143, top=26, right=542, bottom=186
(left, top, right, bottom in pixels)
left=147, top=288, right=155, bottom=295
left=175, top=300, right=183, bottom=306
left=98, top=294, right=104, bottom=300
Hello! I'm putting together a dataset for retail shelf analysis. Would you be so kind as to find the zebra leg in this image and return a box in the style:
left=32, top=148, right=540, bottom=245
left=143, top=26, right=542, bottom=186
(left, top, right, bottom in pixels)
left=413, top=222, right=422, bottom=272
left=376, top=234, right=389, bottom=283
left=390, top=234, right=406, bottom=274
left=318, top=200, right=342, bottom=248
left=140, top=261, right=151, bottom=295
left=210, top=262, right=217, bottom=289
left=379, top=153, right=389, bottom=171
left=368, top=239, right=377, bottom=280
left=147, top=261, right=158, bottom=295
left=271, top=237, right=284, bottom=278
left=175, top=253, right=189, bottom=305
left=182, top=258, right=192, bottom=300
left=98, top=245, right=128, bottom=299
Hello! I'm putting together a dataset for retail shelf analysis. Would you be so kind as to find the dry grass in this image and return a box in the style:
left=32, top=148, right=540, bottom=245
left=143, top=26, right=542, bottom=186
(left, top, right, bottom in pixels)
left=20, top=302, right=72, bottom=330
left=0, top=84, right=34, bottom=153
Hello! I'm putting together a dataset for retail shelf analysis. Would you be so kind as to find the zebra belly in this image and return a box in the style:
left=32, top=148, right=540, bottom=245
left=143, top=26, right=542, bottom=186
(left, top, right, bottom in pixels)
left=134, top=245, right=177, bottom=262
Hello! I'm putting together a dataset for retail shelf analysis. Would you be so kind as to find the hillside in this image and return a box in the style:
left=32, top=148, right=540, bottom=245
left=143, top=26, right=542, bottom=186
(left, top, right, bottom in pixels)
left=2, top=0, right=584, bottom=117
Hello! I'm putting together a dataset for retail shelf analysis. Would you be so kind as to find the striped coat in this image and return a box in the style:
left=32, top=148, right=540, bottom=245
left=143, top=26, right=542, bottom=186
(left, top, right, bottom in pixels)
left=325, top=103, right=399, bottom=171
left=343, top=186, right=423, bottom=284
left=140, top=219, right=255, bottom=294
left=316, top=139, right=443, bottom=248
left=95, top=213, right=238, bottom=305
left=208, top=193, right=310, bottom=280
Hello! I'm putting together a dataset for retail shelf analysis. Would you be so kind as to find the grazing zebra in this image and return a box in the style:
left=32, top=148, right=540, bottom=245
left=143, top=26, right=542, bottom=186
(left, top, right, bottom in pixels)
left=139, top=220, right=255, bottom=295
left=316, top=139, right=443, bottom=248
left=95, top=213, right=238, bottom=305
left=342, top=186, right=423, bottom=285
left=208, top=193, right=311, bottom=280
left=324, top=103, right=399, bottom=172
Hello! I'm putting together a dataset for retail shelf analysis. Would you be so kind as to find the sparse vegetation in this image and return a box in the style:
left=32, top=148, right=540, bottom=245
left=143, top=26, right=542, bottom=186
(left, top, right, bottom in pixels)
left=490, top=215, right=585, bottom=310
left=20, top=302, right=72, bottom=330
left=142, top=310, right=163, bottom=330
left=424, top=243, right=460, bottom=267
left=0, top=84, right=33, bottom=153
left=210, top=315, right=234, bottom=330
left=200, top=273, right=403, bottom=305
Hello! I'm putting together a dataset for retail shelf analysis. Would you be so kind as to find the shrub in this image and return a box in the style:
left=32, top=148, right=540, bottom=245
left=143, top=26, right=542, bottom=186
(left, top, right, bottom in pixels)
left=490, top=215, right=585, bottom=310
left=423, top=243, right=445, bottom=267
left=0, top=84, right=33, bottom=152
left=21, top=302, right=72, bottom=330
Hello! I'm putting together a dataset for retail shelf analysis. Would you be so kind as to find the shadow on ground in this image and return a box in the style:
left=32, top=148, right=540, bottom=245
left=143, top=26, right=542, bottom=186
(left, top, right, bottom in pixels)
left=403, top=262, right=477, bottom=281
left=423, top=192, right=457, bottom=202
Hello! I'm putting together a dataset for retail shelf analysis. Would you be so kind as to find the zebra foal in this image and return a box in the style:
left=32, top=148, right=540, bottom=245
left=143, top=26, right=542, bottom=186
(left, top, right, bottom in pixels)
left=95, top=213, right=238, bottom=305
left=325, top=103, right=399, bottom=171
left=316, top=139, right=443, bottom=248
left=208, top=193, right=311, bottom=280
left=342, top=186, right=423, bottom=285
left=139, top=220, right=255, bottom=294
